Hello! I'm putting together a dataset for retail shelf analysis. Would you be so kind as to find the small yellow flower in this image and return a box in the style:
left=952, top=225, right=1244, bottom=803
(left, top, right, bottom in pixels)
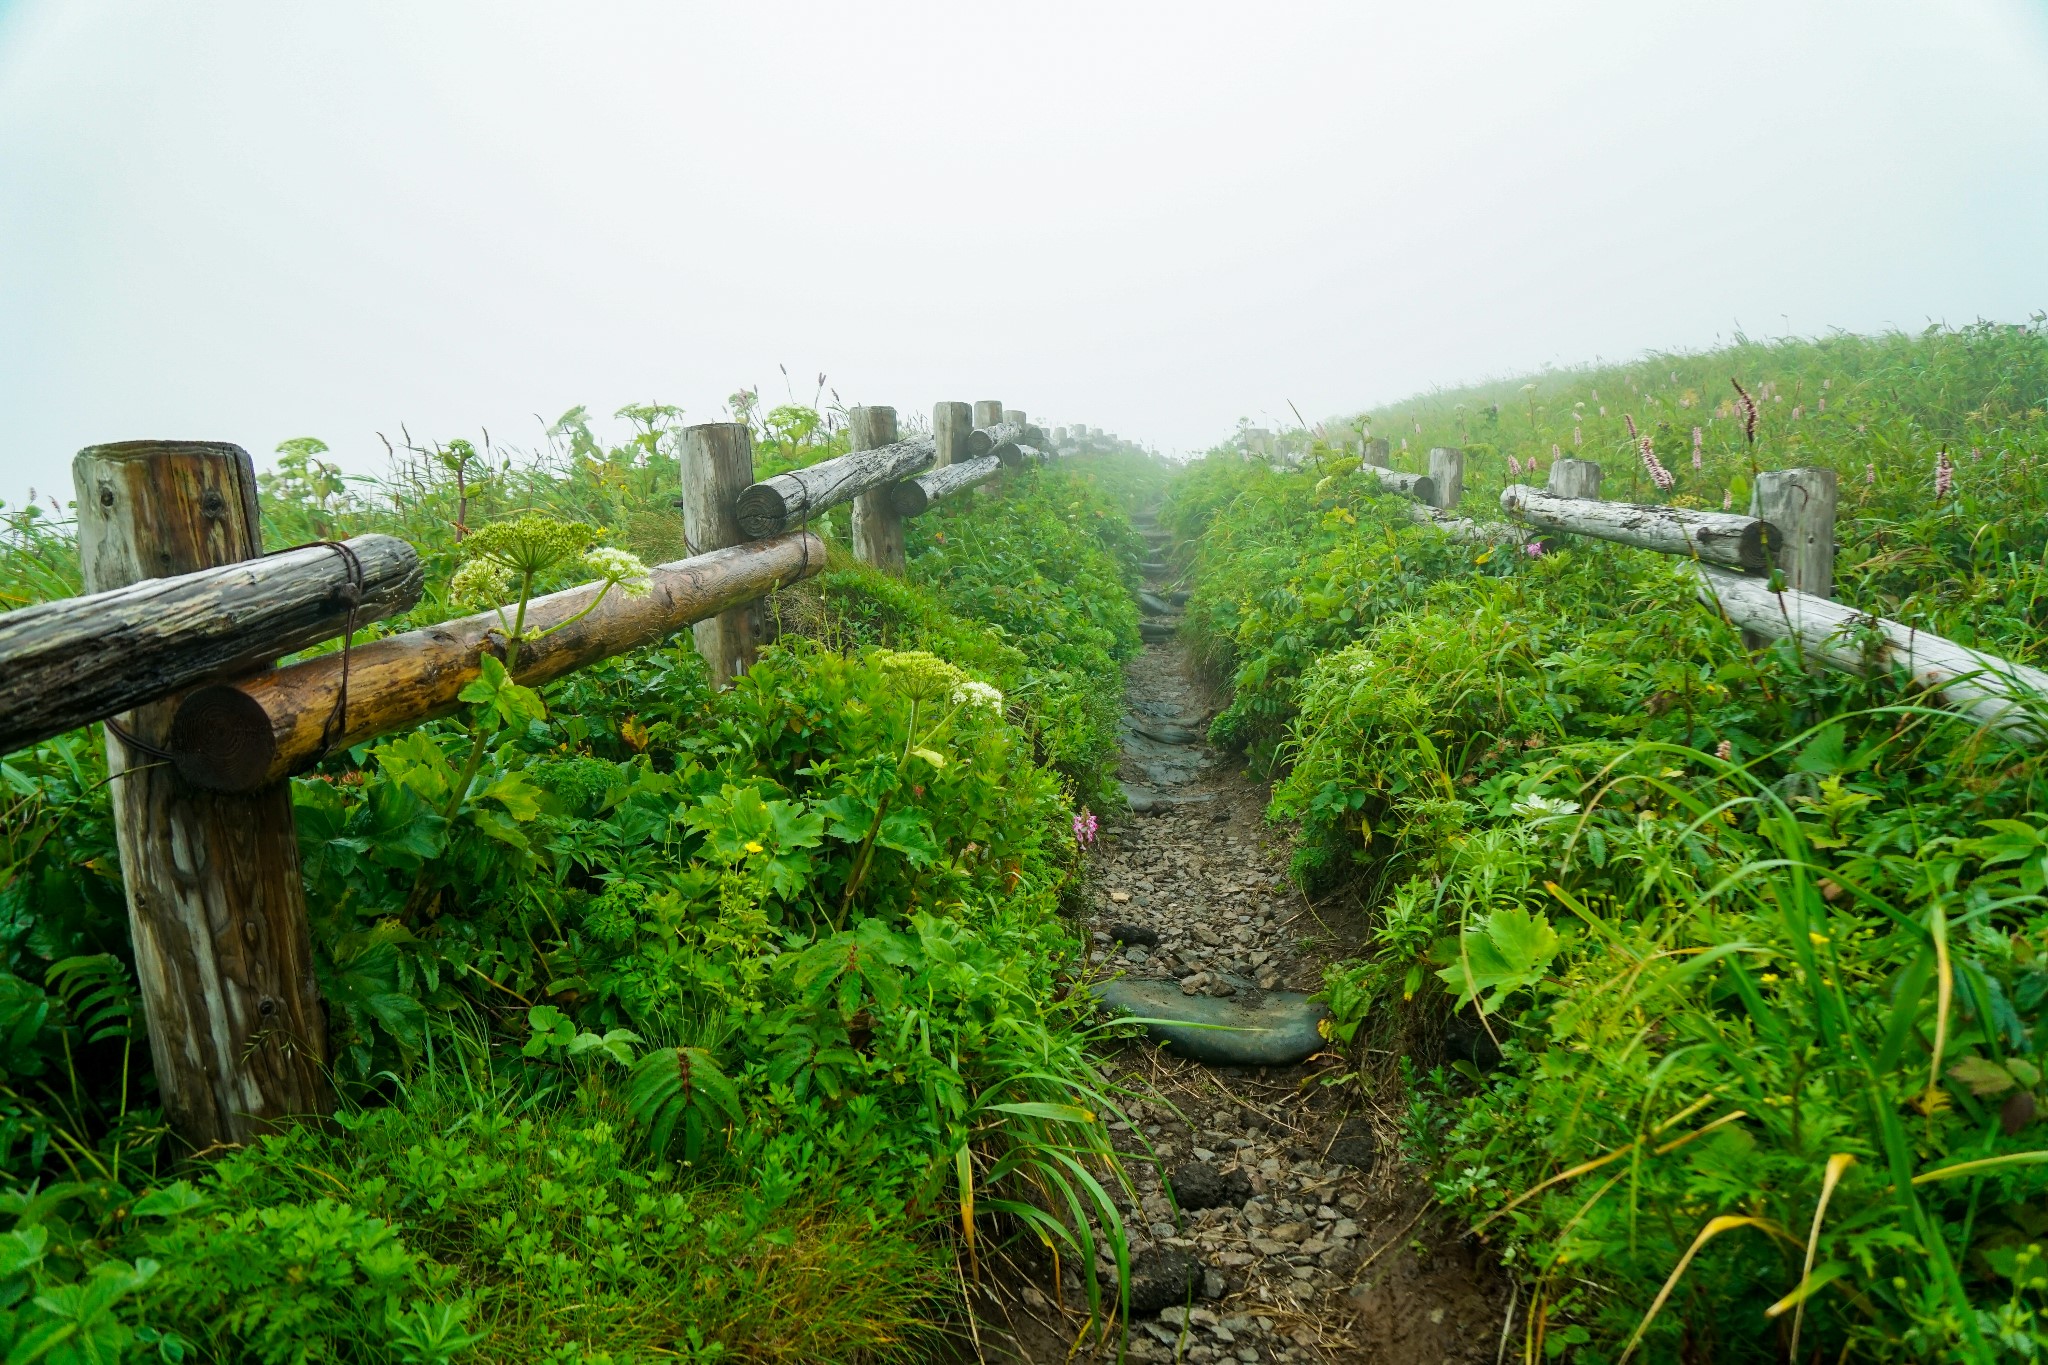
left=743, top=841, right=764, bottom=854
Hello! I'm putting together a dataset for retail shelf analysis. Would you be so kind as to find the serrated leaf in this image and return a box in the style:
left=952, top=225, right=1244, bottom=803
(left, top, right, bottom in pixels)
left=1947, top=1055, right=2016, bottom=1097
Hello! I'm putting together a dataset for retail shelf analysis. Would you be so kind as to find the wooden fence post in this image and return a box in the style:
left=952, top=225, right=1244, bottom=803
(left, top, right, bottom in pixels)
left=1364, top=437, right=1390, bottom=467
left=680, top=422, right=759, bottom=686
left=1427, top=446, right=1465, bottom=510
left=1751, top=467, right=1836, bottom=598
left=933, top=402, right=973, bottom=470
left=1002, top=407, right=1027, bottom=430
left=973, top=400, right=1005, bottom=429
left=73, top=441, right=331, bottom=1154
left=1546, top=458, right=1603, bottom=501
left=848, top=406, right=905, bottom=574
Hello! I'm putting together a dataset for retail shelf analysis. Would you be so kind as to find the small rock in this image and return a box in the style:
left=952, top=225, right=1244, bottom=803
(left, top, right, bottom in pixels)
left=1021, top=1284, right=1047, bottom=1309
left=1169, top=1160, right=1252, bottom=1211
left=1329, top=1218, right=1358, bottom=1241
left=1110, top=889, right=1131, bottom=904
left=1159, top=1306, right=1191, bottom=1328
left=1256, top=970, right=1281, bottom=991
left=1150, top=1221, right=1177, bottom=1239
left=1267, top=1222, right=1308, bottom=1244
left=1207, top=977, right=1237, bottom=997
left=1127, top=1247, right=1200, bottom=1315
left=1111, top=921, right=1160, bottom=947
left=1180, top=973, right=1209, bottom=995
left=1202, top=1267, right=1228, bottom=1299
left=1192, top=1146, right=1217, bottom=1161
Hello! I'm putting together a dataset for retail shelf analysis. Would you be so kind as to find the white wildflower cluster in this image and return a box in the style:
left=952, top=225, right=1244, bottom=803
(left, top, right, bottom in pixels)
left=950, top=680, right=1005, bottom=714
left=448, top=558, right=512, bottom=609
left=583, top=546, right=651, bottom=597
left=1511, top=794, right=1581, bottom=820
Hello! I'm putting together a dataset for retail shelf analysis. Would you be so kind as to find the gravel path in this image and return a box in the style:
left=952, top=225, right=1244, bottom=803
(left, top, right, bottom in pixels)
left=970, top=520, right=1504, bottom=1365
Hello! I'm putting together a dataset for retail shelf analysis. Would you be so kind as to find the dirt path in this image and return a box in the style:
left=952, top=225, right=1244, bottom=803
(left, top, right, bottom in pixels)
left=970, top=519, right=1506, bottom=1365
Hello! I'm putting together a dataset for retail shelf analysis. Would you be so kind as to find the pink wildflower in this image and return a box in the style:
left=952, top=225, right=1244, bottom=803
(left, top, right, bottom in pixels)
left=1935, top=449, right=1954, bottom=499
left=1723, top=489, right=1733, bottom=510
left=1865, top=463, right=1875, bottom=485
left=1073, top=809, right=1098, bottom=847
left=1730, top=380, right=1759, bottom=446
left=1640, top=436, right=1674, bottom=491
left=1573, top=425, right=1582, bottom=447
left=1691, top=426, right=1703, bottom=470
left=1551, top=443, right=1562, bottom=460
left=1508, top=453, right=1522, bottom=476
left=1624, top=413, right=1639, bottom=440
left=1715, top=739, right=1732, bottom=761
left=1524, top=541, right=1544, bottom=558
left=1791, top=405, right=1804, bottom=421
left=1970, top=447, right=1982, bottom=461
left=1817, top=398, right=1825, bottom=413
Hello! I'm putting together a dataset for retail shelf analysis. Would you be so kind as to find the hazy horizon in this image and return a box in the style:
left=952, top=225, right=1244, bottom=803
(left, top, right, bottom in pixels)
left=4, top=1, right=2046, bottom=506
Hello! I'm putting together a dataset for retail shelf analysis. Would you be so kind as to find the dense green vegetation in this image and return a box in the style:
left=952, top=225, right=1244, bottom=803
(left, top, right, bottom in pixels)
left=1169, top=323, right=2048, bottom=1361
left=0, top=406, right=1167, bottom=1362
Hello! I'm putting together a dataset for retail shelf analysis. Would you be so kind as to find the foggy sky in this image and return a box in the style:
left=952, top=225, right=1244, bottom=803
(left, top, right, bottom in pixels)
left=3, top=1, right=2046, bottom=505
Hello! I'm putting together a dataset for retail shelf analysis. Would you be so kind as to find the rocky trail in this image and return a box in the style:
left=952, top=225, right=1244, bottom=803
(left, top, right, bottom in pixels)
left=972, top=514, right=1506, bottom=1365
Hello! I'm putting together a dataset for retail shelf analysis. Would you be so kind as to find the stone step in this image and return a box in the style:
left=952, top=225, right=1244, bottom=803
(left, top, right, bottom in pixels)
left=1093, top=978, right=1330, bottom=1067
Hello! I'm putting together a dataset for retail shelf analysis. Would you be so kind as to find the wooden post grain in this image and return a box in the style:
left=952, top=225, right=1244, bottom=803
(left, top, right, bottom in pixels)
left=73, top=440, right=330, bottom=1153
left=1546, top=458, right=1603, bottom=501
left=680, top=422, right=758, bottom=686
left=1364, top=437, right=1390, bottom=467
left=1002, top=407, right=1026, bottom=429
left=848, top=406, right=905, bottom=575
left=1751, top=467, right=1836, bottom=598
left=973, top=400, right=1005, bottom=429
left=933, top=402, right=973, bottom=470
left=1427, top=446, right=1465, bottom=510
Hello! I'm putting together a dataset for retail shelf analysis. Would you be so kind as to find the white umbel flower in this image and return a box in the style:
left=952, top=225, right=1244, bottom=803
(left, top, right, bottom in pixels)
left=583, top=546, right=651, bottom=597
left=448, top=558, right=512, bottom=609
left=950, top=680, right=1004, bottom=713
left=1511, top=794, right=1580, bottom=820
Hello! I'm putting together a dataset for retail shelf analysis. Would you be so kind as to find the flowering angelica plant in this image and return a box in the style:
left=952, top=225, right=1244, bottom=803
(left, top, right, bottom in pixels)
left=450, top=513, right=650, bottom=670
left=428, top=515, right=652, bottom=834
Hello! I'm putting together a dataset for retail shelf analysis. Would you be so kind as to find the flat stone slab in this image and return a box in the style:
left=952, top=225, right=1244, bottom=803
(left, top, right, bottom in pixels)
left=1139, top=621, right=1177, bottom=642
left=1094, top=978, right=1330, bottom=1067
left=1128, top=719, right=1203, bottom=745
left=1120, top=783, right=1216, bottom=813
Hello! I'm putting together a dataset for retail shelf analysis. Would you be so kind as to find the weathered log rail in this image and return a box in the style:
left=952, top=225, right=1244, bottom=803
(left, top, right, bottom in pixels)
left=1689, top=564, right=2048, bottom=740
left=1444, top=455, right=2048, bottom=740
left=1, top=396, right=1143, bottom=1156
left=0, top=532, right=420, bottom=755
left=169, top=531, right=826, bottom=791
left=1499, top=483, right=1779, bottom=572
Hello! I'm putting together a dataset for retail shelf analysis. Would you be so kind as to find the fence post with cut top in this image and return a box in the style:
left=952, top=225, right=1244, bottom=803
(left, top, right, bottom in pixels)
left=848, top=406, right=906, bottom=574
left=679, top=422, right=760, bottom=686
left=72, top=440, right=332, bottom=1155
left=1751, top=467, right=1836, bottom=598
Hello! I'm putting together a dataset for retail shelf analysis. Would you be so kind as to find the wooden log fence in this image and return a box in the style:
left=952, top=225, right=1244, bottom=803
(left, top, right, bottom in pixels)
left=1458, top=454, right=2048, bottom=741
left=1, top=397, right=1139, bottom=1154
